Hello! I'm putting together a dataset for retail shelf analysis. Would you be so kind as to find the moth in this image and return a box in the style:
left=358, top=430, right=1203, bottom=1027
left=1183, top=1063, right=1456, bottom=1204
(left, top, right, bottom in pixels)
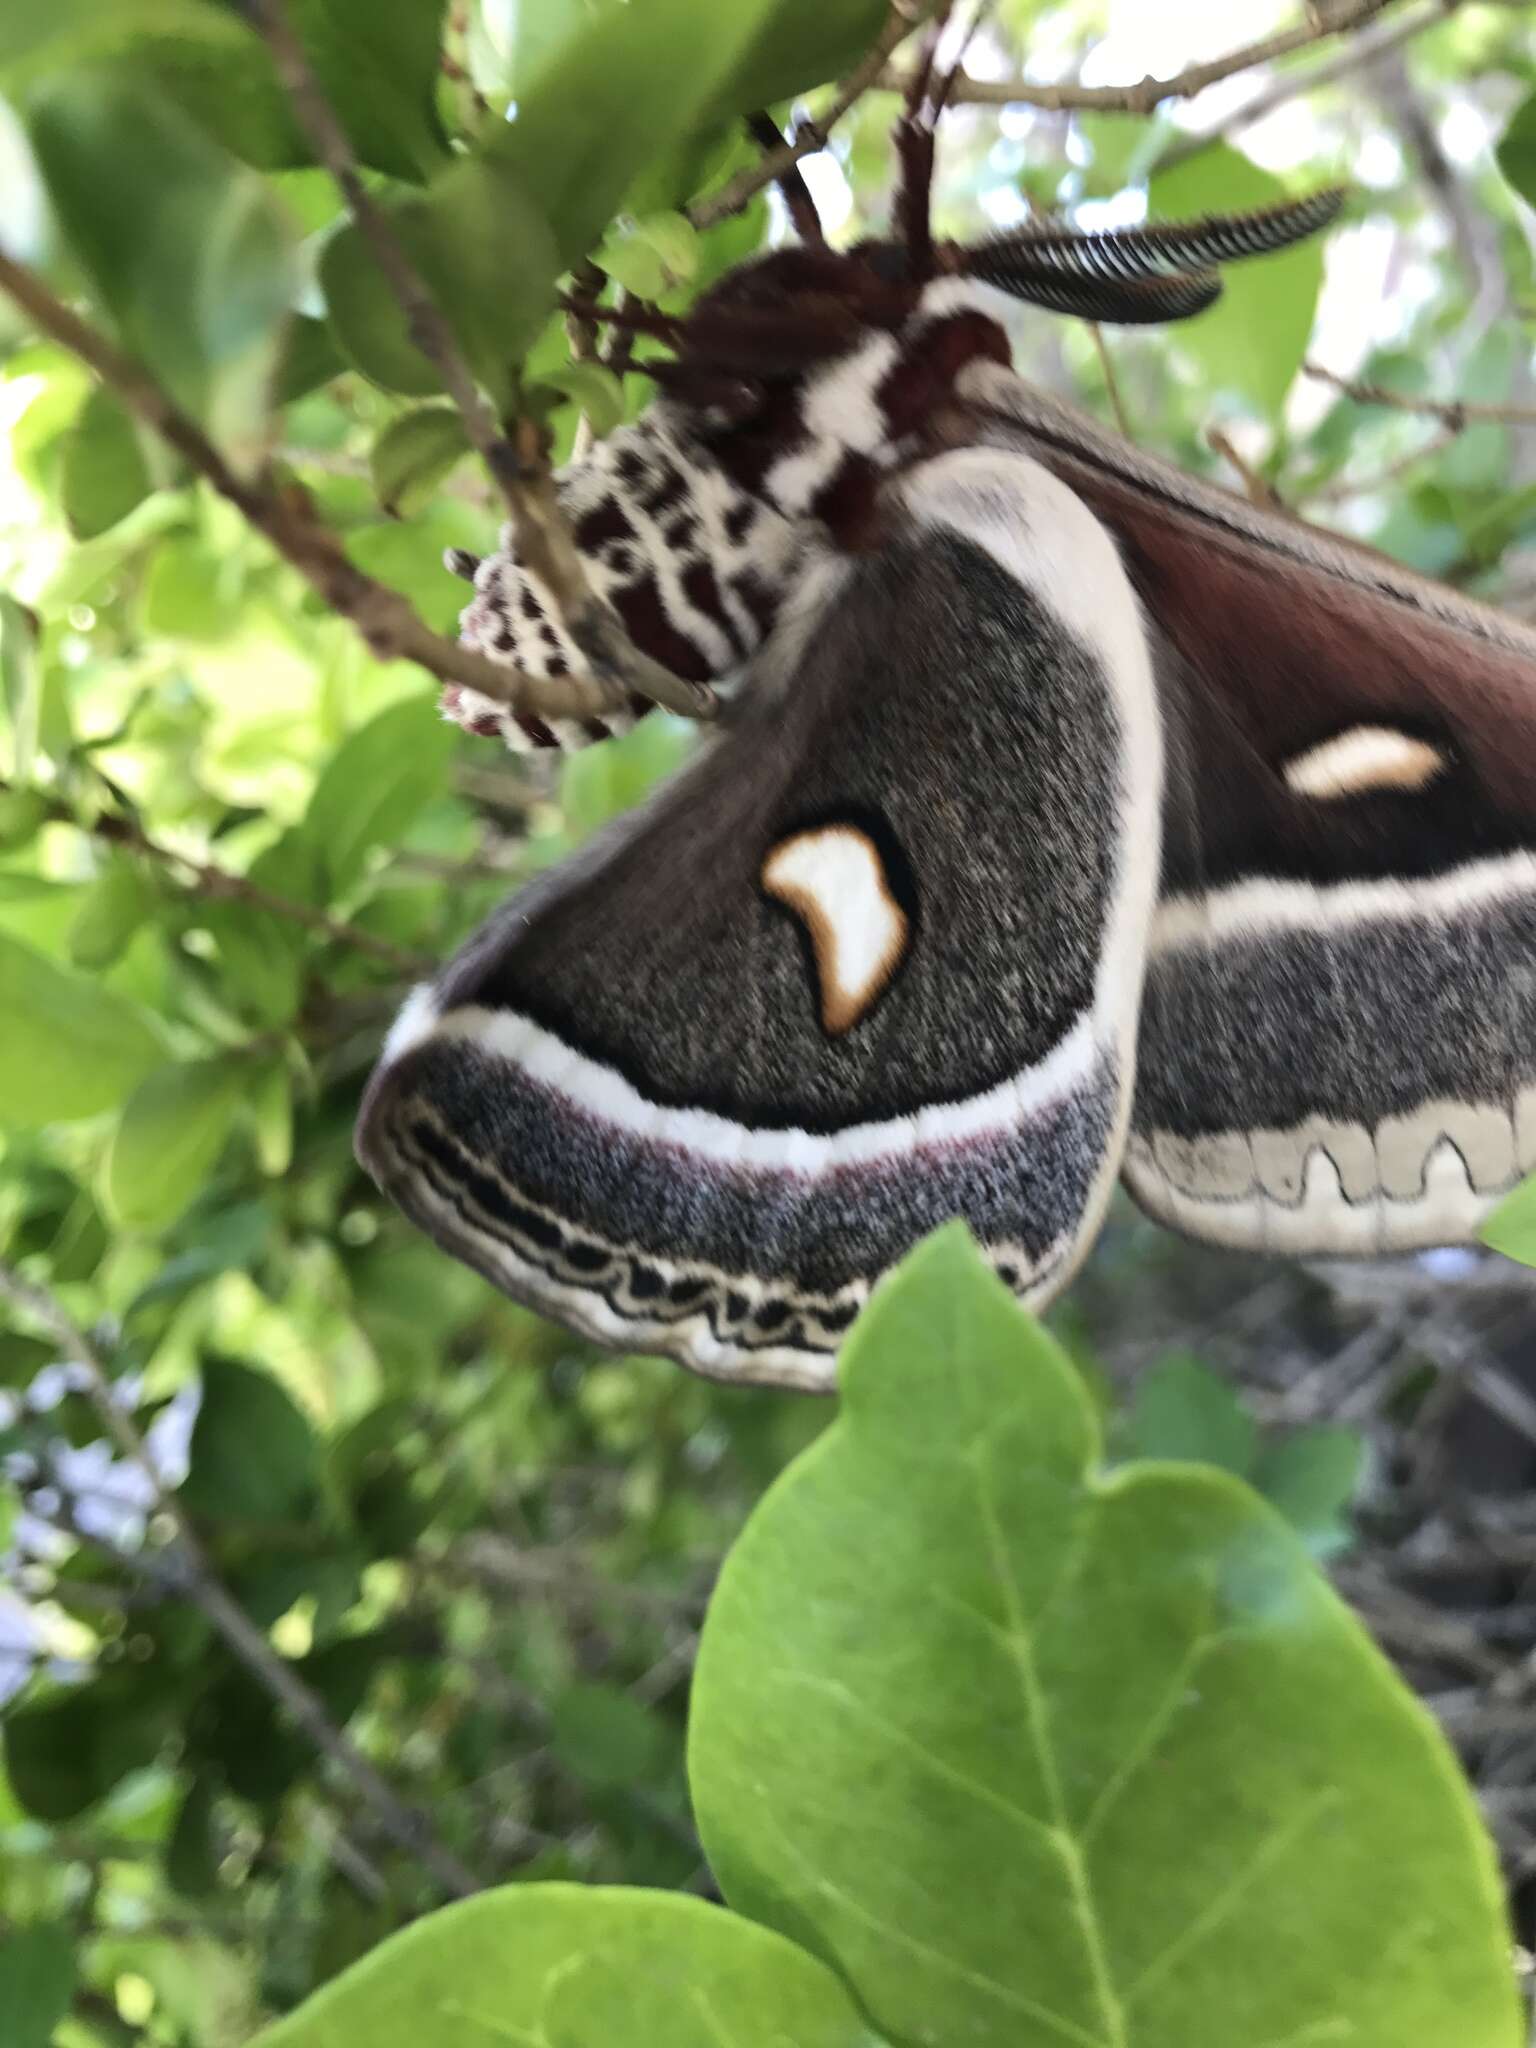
left=357, top=70, right=1536, bottom=1392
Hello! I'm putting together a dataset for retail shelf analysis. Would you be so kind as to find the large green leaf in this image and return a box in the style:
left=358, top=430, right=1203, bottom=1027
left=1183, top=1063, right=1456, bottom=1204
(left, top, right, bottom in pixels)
left=320, top=155, right=558, bottom=405
left=28, top=69, right=299, bottom=462
left=105, top=1058, right=246, bottom=1231
left=249, top=1886, right=884, bottom=2048
left=690, top=1227, right=1521, bottom=2048
left=1149, top=146, right=1331, bottom=417
left=0, top=930, right=163, bottom=1126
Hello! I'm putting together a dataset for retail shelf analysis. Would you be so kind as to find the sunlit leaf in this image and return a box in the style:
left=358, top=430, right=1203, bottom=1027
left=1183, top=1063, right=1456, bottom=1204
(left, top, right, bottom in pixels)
left=0, top=930, right=163, bottom=1126
left=249, top=1888, right=882, bottom=2048
left=369, top=405, right=472, bottom=517
left=1149, top=146, right=1331, bottom=416
left=320, top=155, right=558, bottom=404
left=691, top=1226, right=1523, bottom=2048
left=61, top=387, right=160, bottom=539
left=1481, top=1171, right=1536, bottom=1265
left=28, top=69, right=299, bottom=463
left=106, top=1058, right=246, bottom=1230
left=301, top=695, right=457, bottom=900
left=68, top=854, right=157, bottom=969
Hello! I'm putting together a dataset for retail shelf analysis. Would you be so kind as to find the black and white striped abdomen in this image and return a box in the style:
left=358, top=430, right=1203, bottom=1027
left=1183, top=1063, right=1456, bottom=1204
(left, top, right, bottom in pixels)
left=443, top=405, right=802, bottom=754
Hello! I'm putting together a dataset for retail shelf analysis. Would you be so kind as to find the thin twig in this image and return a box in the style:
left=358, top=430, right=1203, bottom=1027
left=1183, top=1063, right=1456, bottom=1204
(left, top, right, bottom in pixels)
left=744, top=112, right=826, bottom=245
left=0, top=1261, right=482, bottom=1900
left=1087, top=324, right=1131, bottom=437
left=247, top=0, right=712, bottom=725
left=246, top=0, right=517, bottom=508
left=0, top=251, right=638, bottom=724
left=1159, top=0, right=1460, bottom=169
left=1, top=778, right=429, bottom=973
left=1207, top=425, right=1286, bottom=511
left=882, top=0, right=1403, bottom=111
left=1303, top=361, right=1536, bottom=426
left=1299, top=425, right=1459, bottom=507
left=689, top=3, right=923, bottom=231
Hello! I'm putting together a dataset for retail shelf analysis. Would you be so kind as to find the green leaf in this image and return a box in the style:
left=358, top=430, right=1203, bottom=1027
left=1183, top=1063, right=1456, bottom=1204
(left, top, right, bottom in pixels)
left=560, top=716, right=694, bottom=839
left=533, top=362, right=626, bottom=439
left=61, top=387, right=157, bottom=539
left=1495, top=90, right=1536, bottom=208
left=140, top=535, right=240, bottom=642
left=0, top=930, right=162, bottom=1126
left=248, top=1886, right=882, bottom=2048
left=251, top=1058, right=293, bottom=1177
left=594, top=211, right=700, bottom=298
left=483, top=0, right=779, bottom=267
left=137, top=0, right=450, bottom=184
left=68, top=854, right=156, bottom=969
left=0, top=788, right=50, bottom=852
left=1148, top=147, right=1331, bottom=416
left=551, top=1682, right=671, bottom=1789
left=369, top=405, right=472, bottom=517
left=690, top=1225, right=1523, bottom=2048
left=723, top=0, right=890, bottom=111
left=105, top=1059, right=245, bottom=1231
left=1481, top=1171, right=1536, bottom=1265
left=0, top=1922, right=75, bottom=2048
left=181, top=1355, right=320, bottom=1526
left=0, top=0, right=250, bottom=90
left=4, top=1679, right=170, bottom=1821
left=302, top=695, right=457, bottom=900
left=1124, top=1353, right=1257, bottom=1476
left=29, top=70, right=299, bottom=464
left=320, top=155, right=559, bottom=405
left=1253, top=1426, right=1365, bottom=1559
left=165, top=1775, right=221, bottom=1899
left=0, top=593, right=40, bottom=782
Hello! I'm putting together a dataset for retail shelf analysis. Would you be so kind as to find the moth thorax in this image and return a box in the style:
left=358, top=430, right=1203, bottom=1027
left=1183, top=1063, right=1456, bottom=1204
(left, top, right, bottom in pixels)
left=734, top=285, right=1012, bottom=540
left=443, top=404, right=803, bottom=755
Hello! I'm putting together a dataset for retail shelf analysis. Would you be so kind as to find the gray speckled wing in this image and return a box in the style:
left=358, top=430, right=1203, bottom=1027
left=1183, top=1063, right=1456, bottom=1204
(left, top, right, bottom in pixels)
left=959, top=366, right=1536, bottom=1256
left=358, top=446, right=1163, bottom=1388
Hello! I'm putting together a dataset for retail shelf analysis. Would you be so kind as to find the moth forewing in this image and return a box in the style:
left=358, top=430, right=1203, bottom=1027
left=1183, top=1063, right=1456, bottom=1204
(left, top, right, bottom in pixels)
left=358, top=447, right=1163, bottom=1388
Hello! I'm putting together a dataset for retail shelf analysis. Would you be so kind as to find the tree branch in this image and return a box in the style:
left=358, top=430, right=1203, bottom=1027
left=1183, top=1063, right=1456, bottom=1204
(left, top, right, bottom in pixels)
left=0, top=1260, right=482, bottom=1901
left=1159, top=0, right=1461, bottom=169
left=0, top=777, right=431, bottom=974
left=0, top=251, right=653, bottom=725
left=1303, top=362, right=1536, bottom=427
left=245, top=0, right=714, bottom=727
left=882, top=0, right=1404, bottom=112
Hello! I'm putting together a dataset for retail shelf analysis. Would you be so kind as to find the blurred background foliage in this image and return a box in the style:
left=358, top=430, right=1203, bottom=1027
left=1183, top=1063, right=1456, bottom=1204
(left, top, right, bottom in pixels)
left=1, top=0, right=1535, bottom=2040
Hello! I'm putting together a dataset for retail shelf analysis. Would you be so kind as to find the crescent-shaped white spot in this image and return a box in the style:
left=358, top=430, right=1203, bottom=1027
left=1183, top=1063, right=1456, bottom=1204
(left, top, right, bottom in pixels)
left=1282, top=726, right=1446, bottom=800
left=762, top=825, right=910, bottom=1036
